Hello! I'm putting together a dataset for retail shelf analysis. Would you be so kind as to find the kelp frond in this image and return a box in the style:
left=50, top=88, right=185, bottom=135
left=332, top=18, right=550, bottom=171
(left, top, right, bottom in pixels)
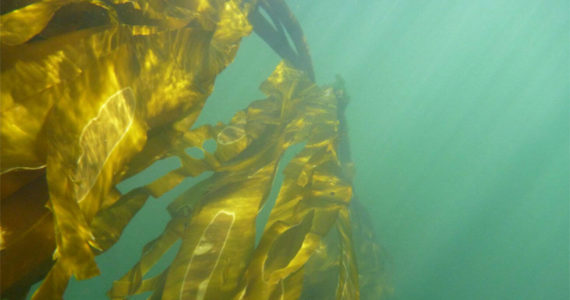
left=0, top=0, right=389, bottom=299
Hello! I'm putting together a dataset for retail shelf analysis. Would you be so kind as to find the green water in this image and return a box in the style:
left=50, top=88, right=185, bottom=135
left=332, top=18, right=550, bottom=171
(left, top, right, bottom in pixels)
left=48, top=0, right=568, bottom=299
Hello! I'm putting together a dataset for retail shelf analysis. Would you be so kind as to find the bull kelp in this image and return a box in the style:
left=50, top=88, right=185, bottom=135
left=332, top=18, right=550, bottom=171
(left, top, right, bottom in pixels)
left=0, top=0, right=388, bottom=299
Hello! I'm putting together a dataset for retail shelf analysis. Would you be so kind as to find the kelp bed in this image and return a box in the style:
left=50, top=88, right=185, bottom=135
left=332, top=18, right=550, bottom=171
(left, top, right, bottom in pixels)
left=0, top=0, right=389, bottom=299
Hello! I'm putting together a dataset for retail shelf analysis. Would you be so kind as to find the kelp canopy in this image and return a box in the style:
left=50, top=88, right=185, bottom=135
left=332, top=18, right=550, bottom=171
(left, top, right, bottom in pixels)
left=0, top=0, right=388, bottom=299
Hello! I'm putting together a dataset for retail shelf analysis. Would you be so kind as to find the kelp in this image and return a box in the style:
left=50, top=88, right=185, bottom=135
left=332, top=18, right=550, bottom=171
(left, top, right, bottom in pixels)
left=103, top=62, right=361, bottom=300
left=0, top=0, right=389, bottom=299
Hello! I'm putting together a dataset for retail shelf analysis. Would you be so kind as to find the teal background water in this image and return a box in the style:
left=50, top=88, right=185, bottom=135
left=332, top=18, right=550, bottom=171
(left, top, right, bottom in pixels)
left=31, top=0, right=568, bottom=299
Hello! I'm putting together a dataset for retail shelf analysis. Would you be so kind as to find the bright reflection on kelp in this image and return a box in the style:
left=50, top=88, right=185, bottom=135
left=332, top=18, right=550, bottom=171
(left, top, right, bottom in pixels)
left=0, top=0, right=389, bottom=299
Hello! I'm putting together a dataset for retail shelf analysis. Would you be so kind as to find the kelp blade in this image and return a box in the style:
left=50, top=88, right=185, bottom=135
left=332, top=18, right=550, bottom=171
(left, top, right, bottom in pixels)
left=102, top=62, right=387, bottom=300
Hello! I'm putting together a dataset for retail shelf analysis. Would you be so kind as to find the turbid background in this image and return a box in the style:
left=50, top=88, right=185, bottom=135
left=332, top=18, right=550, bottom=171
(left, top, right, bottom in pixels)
left=29, top=0, right=569, bottom=299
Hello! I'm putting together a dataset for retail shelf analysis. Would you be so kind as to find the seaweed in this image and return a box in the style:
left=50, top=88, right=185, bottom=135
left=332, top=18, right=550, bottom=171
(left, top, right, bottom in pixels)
left=0, top=0, right=389, bottom=299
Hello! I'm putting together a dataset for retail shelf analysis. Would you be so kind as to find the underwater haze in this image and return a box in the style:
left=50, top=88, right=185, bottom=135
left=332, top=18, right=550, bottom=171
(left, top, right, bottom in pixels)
left=48, top=0, right=568, bottom=299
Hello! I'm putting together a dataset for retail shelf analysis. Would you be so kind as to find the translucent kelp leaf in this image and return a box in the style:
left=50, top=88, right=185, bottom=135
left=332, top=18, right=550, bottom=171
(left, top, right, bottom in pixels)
left=75, top=88, right=137, bottom=204
left=42, top=31, right=148, bottom=283
left=179, top=210, right=236, bottom=300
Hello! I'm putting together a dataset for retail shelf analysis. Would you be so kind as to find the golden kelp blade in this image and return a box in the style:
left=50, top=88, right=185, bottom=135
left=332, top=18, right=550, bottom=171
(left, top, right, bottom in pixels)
left=103, top=62, right=299, bottom=299
left=97, top=62, right=391, bottom=299
left=99, top=62, right=365, bottom=300
left=1, top=0, right=252, bottom=298
left=233, top=65, right=354, bottom=299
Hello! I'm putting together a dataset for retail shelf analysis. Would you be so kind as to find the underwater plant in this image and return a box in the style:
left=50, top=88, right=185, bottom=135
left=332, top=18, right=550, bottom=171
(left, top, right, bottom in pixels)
left=1, top=0, right=388, bottom=299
